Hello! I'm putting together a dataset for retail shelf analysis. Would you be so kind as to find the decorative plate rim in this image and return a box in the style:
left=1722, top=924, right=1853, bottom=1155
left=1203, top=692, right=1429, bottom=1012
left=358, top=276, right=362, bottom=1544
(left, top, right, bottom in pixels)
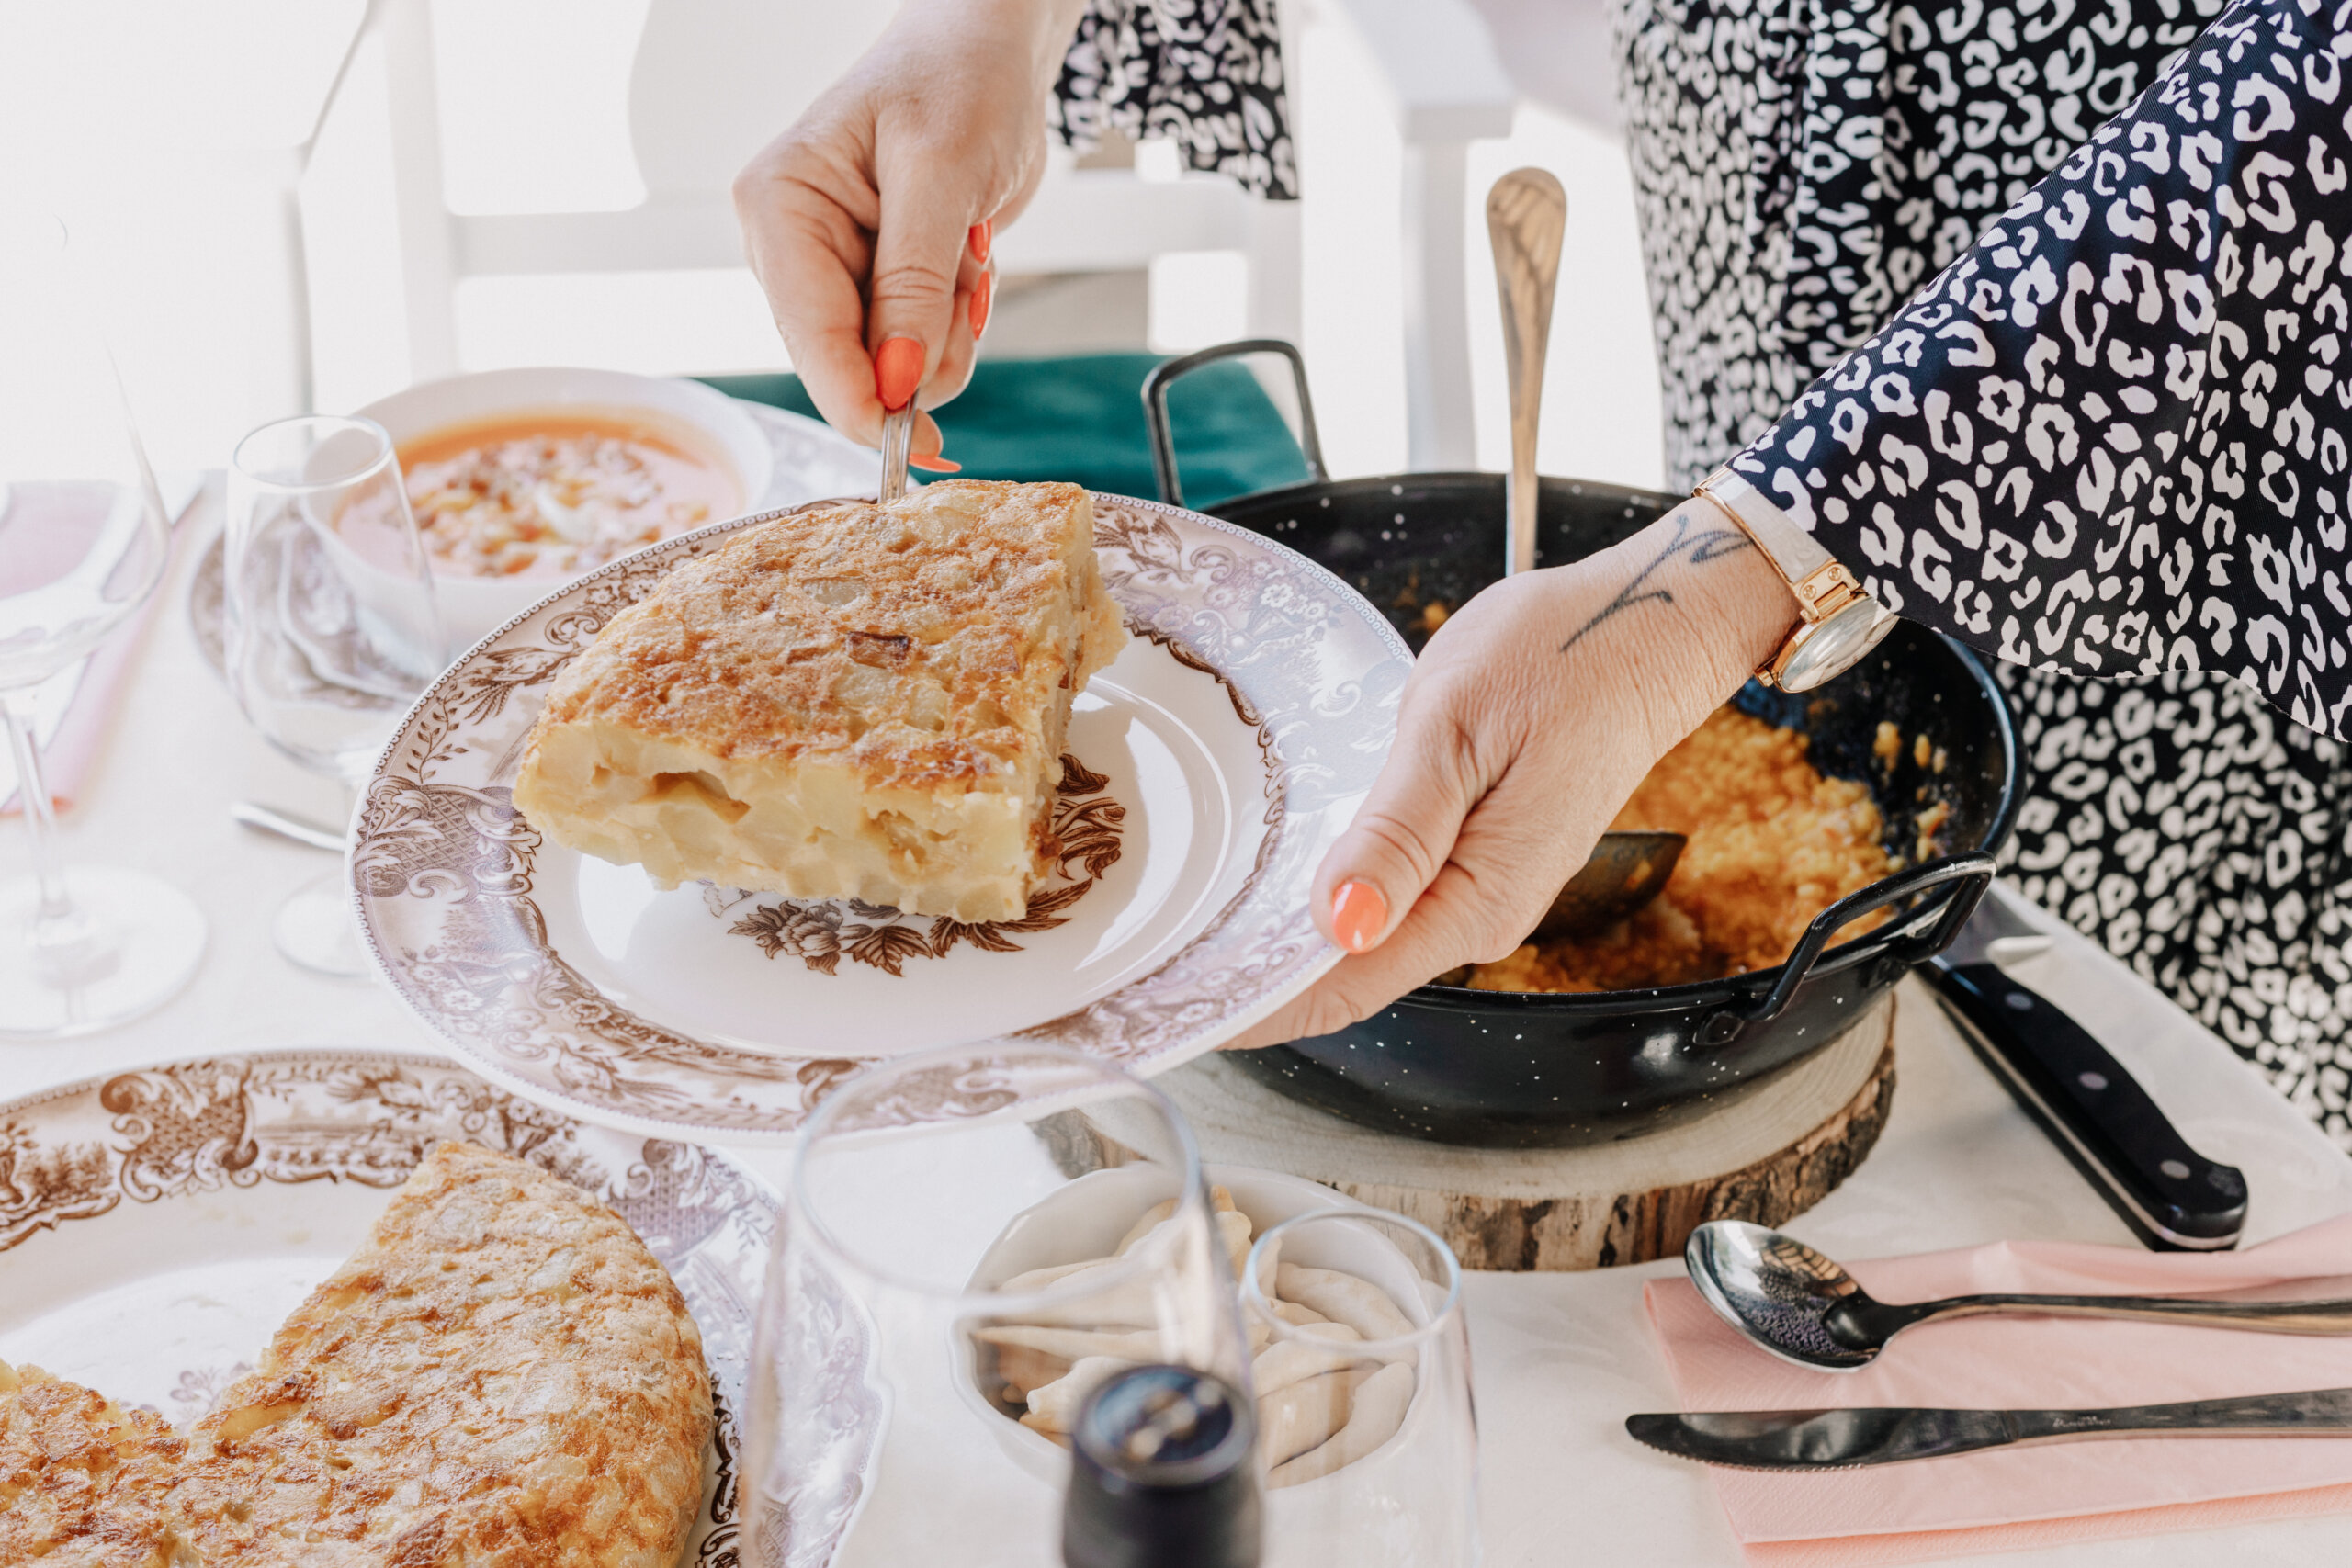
left=348, top=491, right=1411, bottom=1145
left=0, top=1043, right=881, bottom=1568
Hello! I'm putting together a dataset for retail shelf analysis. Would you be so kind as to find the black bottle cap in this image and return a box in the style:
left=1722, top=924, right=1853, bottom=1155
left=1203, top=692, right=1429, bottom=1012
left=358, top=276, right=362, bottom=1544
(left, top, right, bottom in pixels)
left=1062, top=1364, right=1261, bottom=1568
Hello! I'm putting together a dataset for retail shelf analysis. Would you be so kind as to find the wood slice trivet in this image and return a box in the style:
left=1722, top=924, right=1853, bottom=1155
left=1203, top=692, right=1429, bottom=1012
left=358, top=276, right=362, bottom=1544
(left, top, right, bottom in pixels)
left=1054, top=992, right=1896, bottom=1271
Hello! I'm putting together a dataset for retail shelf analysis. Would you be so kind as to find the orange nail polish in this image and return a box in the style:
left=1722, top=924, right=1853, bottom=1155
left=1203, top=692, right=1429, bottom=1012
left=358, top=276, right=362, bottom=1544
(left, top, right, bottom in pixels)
left=910, top=453, right=962, bottom=473
left=874, top=336, right=924, bottom=411
left=1330, top=881, right=1388, bottom=954
left=968, top=220, right=992, bottom=265
left=969, top=271, right=993, bottom=338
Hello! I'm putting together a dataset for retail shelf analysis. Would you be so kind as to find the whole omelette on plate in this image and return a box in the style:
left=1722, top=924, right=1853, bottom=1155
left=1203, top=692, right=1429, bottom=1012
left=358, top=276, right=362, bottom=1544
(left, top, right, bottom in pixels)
left=0, top=1142, right=711, bottom=1567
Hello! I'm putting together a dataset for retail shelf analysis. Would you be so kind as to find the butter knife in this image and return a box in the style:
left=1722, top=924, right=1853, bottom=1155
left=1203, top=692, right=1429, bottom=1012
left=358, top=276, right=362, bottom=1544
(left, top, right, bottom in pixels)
left=1627, top=1388, right=2352, bottom=1470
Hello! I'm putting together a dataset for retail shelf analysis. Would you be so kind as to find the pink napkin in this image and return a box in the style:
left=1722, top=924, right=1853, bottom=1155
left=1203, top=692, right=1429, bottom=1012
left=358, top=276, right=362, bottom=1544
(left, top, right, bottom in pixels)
left=1644, top=1216, right=2352, bottom=1564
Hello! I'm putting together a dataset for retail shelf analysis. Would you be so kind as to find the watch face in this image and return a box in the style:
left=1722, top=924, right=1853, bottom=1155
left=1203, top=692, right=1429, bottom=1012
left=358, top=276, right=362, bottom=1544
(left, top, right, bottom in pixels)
left=1778, top=603, right=1898, bottom=693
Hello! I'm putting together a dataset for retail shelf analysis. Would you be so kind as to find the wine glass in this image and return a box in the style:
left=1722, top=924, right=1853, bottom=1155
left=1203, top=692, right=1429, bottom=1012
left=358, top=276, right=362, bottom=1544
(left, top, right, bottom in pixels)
left=1244, top=1209, right=1480, bottom=1566
left=741, top=1043, right=1256, bottom=1568
left=0, top=217, right=209, bottom=1038
left=224, top=414, right=443, bottom=975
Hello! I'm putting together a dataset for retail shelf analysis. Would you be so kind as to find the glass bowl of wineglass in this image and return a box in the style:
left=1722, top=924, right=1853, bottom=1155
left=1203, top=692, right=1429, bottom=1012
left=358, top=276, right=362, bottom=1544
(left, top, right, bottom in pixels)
left=0, top=216, right=208, bottom=1037
left=740, top=1043, right=1258, bottom=1567
left=223, top=413, right=445, bottom=975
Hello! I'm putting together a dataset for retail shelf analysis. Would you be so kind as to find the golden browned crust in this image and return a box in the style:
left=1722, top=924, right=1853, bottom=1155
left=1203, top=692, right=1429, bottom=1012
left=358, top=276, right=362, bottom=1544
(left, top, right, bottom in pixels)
left=0, top=1361, right=187, bottom=1568
left=511, top=480, right=1127, bottom=919
left=171, top=1143, right=711, bottom=1568
left=530, top=480, right=1121, bottom=793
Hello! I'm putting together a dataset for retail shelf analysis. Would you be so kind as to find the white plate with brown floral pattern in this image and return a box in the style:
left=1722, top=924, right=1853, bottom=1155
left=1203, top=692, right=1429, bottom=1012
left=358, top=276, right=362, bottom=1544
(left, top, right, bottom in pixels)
left=0, top=1049, right=882, bottom=1568
left=351, top=494, right=1409, bottom=1144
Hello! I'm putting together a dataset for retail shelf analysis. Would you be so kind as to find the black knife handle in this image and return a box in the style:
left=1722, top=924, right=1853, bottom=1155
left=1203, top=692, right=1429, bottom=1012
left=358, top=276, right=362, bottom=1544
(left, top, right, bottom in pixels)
left=1926, top=961, right=2246, bottom=1250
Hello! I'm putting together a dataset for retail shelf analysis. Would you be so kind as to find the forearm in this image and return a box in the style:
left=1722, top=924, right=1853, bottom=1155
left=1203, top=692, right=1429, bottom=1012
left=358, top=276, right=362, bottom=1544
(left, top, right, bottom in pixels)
left=882, top=0, right=1090, bottom=96
left=1555, top=503, right=1801, bottom=759
left=1233, top=502, right=1801, bottom=1044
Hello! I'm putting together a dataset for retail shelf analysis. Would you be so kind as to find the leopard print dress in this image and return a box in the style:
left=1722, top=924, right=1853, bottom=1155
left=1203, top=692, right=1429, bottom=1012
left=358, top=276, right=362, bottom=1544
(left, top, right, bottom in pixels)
left=1052, top=0, right=1297, bottom=199
left=1064, top=0, right=2352, bottom=1145
left=1660, top=0, right=2352, bottom=1146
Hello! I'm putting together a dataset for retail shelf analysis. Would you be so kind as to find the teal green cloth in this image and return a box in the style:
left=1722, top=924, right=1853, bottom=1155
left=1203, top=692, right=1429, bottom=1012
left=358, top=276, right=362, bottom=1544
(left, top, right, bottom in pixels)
left=699, top=352, right=1307, bottom=509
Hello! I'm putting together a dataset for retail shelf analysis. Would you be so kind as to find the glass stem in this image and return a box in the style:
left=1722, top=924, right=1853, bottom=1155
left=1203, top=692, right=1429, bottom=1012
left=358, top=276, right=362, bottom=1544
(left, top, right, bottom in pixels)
left=2, top=686, right=106, bottom=983
left=2, top=689, right=71, bottom=919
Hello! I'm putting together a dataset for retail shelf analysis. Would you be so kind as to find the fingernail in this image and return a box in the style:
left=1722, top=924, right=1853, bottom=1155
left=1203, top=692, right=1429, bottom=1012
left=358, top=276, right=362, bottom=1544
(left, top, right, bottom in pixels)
left=910, top=453, right=961, bottom=473
left=968, top=220, right=991, bottom=265
left=874, top=336, right=924, bottom=411
left=969, top=271, right=993, bottom=338
left=1330, top=881, right=1388, bottom=954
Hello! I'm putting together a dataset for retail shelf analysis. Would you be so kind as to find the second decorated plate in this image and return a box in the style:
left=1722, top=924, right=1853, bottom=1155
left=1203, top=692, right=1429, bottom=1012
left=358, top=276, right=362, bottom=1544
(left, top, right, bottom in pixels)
left=353, top=493, right=1408, bottom=1143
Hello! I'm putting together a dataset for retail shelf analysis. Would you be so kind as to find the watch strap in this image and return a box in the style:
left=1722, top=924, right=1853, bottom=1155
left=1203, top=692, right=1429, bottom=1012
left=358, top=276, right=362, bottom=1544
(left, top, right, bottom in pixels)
left=1694, top=469, right=1836, bottom=586
left=1695, top=468, right=1883, bottom=630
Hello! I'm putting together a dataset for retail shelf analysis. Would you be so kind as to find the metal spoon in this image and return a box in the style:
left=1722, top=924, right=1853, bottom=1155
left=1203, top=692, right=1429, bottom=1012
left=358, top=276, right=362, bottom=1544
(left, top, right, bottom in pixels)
left=1532, top=831, right=1685, bottom=941
left=1686, top=1219, right=2352, bottom=1372
left=1487, top=168, right=1566, bottom=578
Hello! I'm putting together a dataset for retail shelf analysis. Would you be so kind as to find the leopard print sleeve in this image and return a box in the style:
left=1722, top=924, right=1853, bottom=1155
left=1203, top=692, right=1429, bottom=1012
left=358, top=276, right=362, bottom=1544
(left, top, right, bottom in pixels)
left=1051, top=0, right=1297, bottom=199
left=1731, top=0, right=2352, bottom=737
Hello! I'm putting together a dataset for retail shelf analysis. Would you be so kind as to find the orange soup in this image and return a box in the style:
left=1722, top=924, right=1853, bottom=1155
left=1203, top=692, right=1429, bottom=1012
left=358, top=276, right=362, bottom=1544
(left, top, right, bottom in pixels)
left=397, top=410, right=741, bottom=580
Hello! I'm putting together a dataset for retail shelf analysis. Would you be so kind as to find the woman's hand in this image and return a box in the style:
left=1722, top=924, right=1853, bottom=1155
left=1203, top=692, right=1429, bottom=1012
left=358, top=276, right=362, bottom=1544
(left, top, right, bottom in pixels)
left=1230, top=504, right=1803, bottom=1050
left=733, top=0, right=1085, bottom=462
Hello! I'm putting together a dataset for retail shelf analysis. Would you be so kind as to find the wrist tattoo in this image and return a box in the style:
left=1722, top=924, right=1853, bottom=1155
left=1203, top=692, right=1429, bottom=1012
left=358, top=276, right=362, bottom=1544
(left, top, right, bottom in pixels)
left=1556, top=510, right=1749, bottom=656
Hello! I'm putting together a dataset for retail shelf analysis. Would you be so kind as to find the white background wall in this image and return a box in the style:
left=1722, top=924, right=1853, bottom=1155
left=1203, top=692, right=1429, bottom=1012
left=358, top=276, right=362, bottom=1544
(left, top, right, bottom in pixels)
left=1, top=0, right=1664, bottom=492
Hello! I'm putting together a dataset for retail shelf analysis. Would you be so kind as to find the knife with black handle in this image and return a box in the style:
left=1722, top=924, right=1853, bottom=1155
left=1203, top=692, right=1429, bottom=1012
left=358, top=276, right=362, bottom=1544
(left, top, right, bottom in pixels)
left=1627, top=1388, right=2352, bottom=1470
left=1921, top=889, right=2246, bottom=1250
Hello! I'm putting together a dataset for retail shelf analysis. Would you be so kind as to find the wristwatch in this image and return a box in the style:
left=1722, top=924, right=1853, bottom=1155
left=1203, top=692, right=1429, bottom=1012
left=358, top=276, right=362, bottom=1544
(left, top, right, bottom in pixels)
left=1693, top=468, right=1898, bottom=693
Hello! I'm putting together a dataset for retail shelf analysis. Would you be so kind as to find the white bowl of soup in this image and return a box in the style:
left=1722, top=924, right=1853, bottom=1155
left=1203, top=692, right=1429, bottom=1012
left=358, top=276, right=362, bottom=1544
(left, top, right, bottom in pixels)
left=357, top=367, right=775, bottom=651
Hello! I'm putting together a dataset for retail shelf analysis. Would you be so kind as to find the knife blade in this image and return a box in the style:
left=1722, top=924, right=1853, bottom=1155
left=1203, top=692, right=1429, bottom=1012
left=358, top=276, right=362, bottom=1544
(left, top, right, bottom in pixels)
left=1922, top=885, right=2246, bottom=1251
left=1627, top=1388, right=2352, bottom=1470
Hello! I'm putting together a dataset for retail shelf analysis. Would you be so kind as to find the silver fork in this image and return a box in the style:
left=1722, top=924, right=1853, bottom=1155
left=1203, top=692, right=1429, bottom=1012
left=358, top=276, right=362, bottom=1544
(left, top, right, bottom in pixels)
left=877, top=403, right=914, bottom=503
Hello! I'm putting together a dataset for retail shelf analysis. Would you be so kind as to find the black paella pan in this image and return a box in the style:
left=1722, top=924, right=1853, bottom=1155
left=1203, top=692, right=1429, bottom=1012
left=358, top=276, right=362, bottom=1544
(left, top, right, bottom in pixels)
left=1144, top=340, right=2022, bottom=1148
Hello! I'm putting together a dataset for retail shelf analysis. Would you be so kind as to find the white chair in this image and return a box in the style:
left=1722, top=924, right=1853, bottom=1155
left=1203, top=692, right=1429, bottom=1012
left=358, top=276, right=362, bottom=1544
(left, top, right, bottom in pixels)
left=0, top=0, right=375, bottom=423
left=1320, top=0, right=1516, bottom=469
left=375, top=0, right=1299, bottom=384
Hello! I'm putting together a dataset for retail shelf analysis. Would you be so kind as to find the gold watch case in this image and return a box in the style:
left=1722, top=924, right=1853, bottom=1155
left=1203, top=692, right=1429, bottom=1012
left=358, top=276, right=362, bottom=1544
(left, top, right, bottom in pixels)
left=1692, top=483, right=1898, bottom=694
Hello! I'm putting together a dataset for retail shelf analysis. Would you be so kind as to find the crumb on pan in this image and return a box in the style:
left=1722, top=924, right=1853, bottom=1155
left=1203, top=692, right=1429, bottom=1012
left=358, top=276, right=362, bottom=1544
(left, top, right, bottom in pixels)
left=1872, top=720, right=1901, bottom=774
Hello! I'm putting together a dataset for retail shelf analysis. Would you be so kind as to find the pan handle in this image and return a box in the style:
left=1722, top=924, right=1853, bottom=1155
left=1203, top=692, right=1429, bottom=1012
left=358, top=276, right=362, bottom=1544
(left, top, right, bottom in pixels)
left=1698, top=852, right=1996, bottom=1047
left=1141, top=338, right=1329, bottom=509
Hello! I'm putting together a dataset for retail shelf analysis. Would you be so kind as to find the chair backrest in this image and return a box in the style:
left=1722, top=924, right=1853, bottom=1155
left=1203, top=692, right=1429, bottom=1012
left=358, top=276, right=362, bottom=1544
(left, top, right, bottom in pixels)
left=627, top=0, right=892, bottom=202
left=384, top=0, right=1291, bottom=380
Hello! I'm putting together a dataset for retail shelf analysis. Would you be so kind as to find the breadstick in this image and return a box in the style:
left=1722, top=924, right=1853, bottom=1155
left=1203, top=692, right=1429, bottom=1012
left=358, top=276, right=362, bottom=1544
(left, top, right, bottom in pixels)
left=1000, top=1260, right=1167, bottom=1326
left=1114, top=1199, right=1177, bottom=1254
left=1250, top=1232, right=1282, bottom=1301
left=1276, top=1264, right=1414, bottom=1341
left=1217, top=1208, right=1254, bottom=1276
left=991, top=1343, right=1070, bottom=1399
left=1257, top=1370, right=1354, bottom=1467
left=1269, top=1297, right=1325, bottom=1328
left=1267, top=1362, right=1415, bottom=1487
left=1000, top=1255, right=1109, bottom=1294
left=1018, top=1411, right=1074, bottom=1448
left=1024, top=1356, right=1136, bottom=1434
left=975, top=1325, right=1166, bottom=1360
left=1252, top=1325, right=1363, bottom=1398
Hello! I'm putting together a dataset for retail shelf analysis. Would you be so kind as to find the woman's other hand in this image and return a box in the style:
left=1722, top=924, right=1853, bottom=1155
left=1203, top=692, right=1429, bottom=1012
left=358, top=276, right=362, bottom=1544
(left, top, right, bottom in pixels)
left=733, top=0, right=1084, bottom=464
left=1230, top=504, right=1802, bottom=1050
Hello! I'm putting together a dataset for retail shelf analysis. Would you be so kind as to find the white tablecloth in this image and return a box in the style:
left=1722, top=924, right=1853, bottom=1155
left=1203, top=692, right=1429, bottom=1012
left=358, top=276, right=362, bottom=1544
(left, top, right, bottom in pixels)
left=7, top=483, right=2352, bottom=1565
